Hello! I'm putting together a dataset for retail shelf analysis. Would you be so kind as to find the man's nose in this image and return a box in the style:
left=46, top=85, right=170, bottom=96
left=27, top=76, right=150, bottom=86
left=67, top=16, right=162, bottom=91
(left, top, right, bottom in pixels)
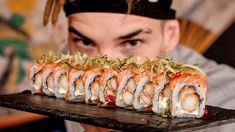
left=98, top=46, right=115, bottom=57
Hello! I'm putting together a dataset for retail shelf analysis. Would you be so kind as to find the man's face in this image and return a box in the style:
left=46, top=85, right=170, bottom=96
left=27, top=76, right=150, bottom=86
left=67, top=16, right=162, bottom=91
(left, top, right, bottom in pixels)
left=68, top=13, right=177, bottom=58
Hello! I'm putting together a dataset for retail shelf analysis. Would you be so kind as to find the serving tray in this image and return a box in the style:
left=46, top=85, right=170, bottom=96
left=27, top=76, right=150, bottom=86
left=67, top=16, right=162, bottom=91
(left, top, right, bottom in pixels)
left=0, top=91, right=235, bottom=131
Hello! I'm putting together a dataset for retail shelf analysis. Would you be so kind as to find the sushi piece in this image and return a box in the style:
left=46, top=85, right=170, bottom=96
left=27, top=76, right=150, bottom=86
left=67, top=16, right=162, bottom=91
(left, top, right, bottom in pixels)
left=30, top=51, right=59, bottom=96
left=99, top=69, right=117, bottom=106
left=170, top=71, right=207, bottom=118
left=116, top=70, right=137, bottom=108
left=53, top=65, right=70, bottom=99
left=29, top=64, right=44, bottom=94
left=66, top=68, right=85, bottom=102
left=115, top=56, right=141, bottom=108
left=42, top=64, right=56, bottom=96
left=84, top=68, right=101, bottom=104
left=63, top=52, right=88, bottom=102
left=83, top=55, right=111, bottom=104
left=152, top=72, right=171, bottom=117
left=133, top=72, right=155, bottom=111
left=151, top=58, right=176, bottom=117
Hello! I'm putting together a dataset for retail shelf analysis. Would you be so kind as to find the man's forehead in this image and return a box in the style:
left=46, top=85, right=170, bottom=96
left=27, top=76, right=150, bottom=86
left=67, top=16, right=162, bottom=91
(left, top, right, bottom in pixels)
left=68, top=13, right=163, bottom=42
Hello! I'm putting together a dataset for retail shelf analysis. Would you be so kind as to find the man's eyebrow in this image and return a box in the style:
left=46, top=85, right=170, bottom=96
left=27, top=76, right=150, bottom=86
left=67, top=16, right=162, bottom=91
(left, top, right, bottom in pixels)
left=116, top=28, right=152, bottom=40
left=68, top=27, right=93, bottom=42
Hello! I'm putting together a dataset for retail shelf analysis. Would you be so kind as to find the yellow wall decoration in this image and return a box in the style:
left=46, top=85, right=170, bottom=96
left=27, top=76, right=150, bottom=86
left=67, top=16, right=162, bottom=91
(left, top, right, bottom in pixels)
left=6, top=0, right=37, bottom=15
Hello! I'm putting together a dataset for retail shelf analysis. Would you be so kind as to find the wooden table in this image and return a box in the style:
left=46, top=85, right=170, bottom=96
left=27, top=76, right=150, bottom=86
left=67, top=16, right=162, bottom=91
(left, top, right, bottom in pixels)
left=0, top=107, right=47, bottom=129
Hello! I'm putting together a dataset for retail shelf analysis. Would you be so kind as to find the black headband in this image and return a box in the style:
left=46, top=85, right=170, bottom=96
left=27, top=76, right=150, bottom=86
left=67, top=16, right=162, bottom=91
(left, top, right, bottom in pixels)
left=64, top=0, right=176, bottom=20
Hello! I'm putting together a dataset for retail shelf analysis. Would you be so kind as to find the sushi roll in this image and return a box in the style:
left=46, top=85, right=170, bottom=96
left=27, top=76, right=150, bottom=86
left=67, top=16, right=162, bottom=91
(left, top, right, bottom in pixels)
left=66, top=68, right=85, bottom=102
left=170, top=70, right=207, bottom=118
left=53, top=65, right=70, bottom=99
left=42, top=64, right=56, bottom=96
left=28, top=51, right=209, bottom=118
left=84, top=68, right=101, bottom=104
left=29, top=64, right=44, bottom=94
left=116, top=70, right=137, bottom=108
left=152, top=72, right=171, bottom=117
left=99, top=69, right=117, bottom=106
left=133, top=72, right=155, bottom=111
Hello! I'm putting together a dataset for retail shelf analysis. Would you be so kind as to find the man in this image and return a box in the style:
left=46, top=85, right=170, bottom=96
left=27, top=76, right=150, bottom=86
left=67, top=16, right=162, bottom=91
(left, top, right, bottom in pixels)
left=44, top=0, right=235, bottom=131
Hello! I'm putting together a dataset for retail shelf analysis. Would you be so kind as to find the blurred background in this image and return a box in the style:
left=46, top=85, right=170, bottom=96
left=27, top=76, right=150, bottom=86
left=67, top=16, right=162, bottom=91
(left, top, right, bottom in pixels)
left=0, top=0, right=234, bottom=131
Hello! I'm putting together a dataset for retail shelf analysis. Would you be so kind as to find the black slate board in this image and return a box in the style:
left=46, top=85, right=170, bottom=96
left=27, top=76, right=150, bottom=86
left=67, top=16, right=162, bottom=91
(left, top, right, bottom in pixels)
left=0, top=91, right=235, bottom=132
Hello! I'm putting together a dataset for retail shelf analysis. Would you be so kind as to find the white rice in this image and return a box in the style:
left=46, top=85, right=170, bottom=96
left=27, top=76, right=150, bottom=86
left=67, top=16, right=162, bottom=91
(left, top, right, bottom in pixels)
left=29, top=65, right=43, bottom=94
left=116, top=72, right=134, bottom=107
left=171, top=82, right=206, bottom=118
left=152, top=74, right=170, bottom=115
left=42, top=67, right=54, bottom=96
left=84, top=72, right=99, bottom=103
left=67, top=70, right=84, bottom=102
left=133, top=76, right=149, bottom=110
left=99, top=73, right=115, bottom=103
left=54, top=67, right=69, bottom=99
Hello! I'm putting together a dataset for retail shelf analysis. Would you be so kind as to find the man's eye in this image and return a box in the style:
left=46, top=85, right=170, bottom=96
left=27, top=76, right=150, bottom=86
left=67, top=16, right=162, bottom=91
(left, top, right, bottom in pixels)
left=120, top=39, right=142, bottom=48
left=74, top=38, right=94, bottom=48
